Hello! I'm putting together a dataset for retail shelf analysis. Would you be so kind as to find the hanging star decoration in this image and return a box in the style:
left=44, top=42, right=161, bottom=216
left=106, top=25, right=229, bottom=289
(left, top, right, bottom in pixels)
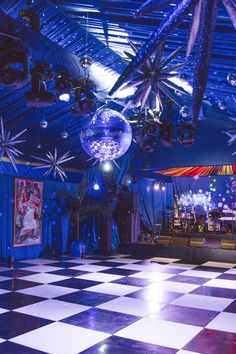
left=121, top=42, right=188, bottom=111
left=224, top=95, right=236, bottom=155
left=109, top=0, right=236, bottom=126
left=225, top=128, right=236, bottom=153
left=32, top=148, right=75, bottom=181
left=0, top=117, right=27, bottom=172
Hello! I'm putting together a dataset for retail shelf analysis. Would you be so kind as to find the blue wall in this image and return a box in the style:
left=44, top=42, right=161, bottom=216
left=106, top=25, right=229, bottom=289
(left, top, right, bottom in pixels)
left=0, top=166, right=79, bottom=261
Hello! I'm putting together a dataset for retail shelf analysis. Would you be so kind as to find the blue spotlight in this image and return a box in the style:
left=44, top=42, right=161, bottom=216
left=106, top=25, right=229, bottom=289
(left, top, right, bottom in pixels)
left=93, top=183, right=100, bottom=191
left=101, top=161, right=113, bottom=173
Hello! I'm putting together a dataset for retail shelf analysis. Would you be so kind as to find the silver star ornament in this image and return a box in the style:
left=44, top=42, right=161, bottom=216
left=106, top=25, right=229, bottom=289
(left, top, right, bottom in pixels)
left=0, top=117, right=27, bottom=172
left=32, top=148, right=75, bottom=181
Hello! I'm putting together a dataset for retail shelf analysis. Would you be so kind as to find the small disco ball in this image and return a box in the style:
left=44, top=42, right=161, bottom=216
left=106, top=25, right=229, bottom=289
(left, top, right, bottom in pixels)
left=179, top=73, right=188, bottom=82
left=61, top=131, right=69, bottom=139
left=40, top=120, right=48, bottom=128
left=227, top=72, right=236, bottom=86
left=179, top=106, right=190, bottom=118
left=217, top=100, right=227, bottom=110
left=175, top=89, right=182, bottom=96
left=80, top=55, right=92, bottom=69
left=80, top=108, right=132, bottom=161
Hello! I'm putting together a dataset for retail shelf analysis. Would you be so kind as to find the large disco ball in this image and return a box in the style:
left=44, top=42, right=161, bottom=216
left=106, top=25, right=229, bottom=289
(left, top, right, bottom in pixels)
left=80, top=108, right=132, bottom=161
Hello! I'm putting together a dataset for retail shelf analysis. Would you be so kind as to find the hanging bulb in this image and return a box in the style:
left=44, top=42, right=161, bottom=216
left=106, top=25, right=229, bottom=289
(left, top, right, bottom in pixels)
left=61, top=131, right=69, bottom=139
left=227, top=72, right=236, bottom=86
left=79, top=55, right=92, bottom=69
left=217, top=101, right=227, bottom=111
left=40, top=119, right=48, bottom=128
left=36, top=143, right=42, bottom=149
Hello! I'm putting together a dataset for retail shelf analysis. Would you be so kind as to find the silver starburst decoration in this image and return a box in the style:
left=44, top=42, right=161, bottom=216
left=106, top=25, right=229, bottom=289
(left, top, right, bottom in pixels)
left=121, top=42, right=188, bottom=111
left=224, top=95, right=236, bottom=155
left=225, top=126, right=236, bottom=155
left=32, top=148, right=75, bottom=181
left=225, top=127, right=236, bottom=143
left=111, top=0, right=236, bottom=126
left=0, top=117, right=27, bottom=172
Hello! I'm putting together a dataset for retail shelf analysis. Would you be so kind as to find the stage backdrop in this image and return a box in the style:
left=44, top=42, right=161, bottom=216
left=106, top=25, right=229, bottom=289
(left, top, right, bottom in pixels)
left=173, top=176, right=236, bottom=216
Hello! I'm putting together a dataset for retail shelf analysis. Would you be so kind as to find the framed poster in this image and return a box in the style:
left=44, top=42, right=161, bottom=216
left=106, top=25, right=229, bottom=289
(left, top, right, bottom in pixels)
left=13, top=178, right=43, bottom=247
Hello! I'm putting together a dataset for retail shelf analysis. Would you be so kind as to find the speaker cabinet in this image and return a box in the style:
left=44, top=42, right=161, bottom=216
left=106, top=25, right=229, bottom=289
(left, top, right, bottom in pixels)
left=114, top=191, right=139, bottom=245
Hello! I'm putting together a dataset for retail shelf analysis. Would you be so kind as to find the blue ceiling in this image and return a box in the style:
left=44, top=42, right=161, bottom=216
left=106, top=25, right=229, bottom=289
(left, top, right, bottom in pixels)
left=0, top=0, right=235, bottom=174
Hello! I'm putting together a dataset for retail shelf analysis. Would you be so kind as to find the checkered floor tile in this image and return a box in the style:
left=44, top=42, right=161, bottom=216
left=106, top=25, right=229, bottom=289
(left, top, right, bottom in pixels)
left=0, top=256, right=235, bottom=353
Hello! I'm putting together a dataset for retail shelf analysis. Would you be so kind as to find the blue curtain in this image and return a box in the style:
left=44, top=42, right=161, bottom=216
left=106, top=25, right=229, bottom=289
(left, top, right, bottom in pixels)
left=136, top=178, right=173, bottom=232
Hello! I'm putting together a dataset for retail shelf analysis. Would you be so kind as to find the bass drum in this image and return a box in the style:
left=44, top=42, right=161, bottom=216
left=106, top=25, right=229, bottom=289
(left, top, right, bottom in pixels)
left=170, top=218, right=187, bottom=233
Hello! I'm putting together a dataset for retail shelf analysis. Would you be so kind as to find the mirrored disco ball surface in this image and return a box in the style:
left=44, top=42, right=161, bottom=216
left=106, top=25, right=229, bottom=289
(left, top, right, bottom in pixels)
left=80, top=108, right=132, bottom=161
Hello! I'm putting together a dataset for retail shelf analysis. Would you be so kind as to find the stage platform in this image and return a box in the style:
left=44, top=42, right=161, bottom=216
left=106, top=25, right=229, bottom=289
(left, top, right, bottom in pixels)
left=162, top=232, right=236, bottom=249
left=162, top=231, right=235, bottom=240
left=125, top=238, right=236, bottom=263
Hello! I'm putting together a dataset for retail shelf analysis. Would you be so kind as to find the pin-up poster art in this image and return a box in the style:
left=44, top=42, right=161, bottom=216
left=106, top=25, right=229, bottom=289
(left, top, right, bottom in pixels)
left=13, top=178, right=43, bottom=246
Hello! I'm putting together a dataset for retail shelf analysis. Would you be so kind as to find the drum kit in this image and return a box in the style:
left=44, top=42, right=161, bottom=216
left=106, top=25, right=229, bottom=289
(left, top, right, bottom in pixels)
left=169, top=207, right=235, bottom=234
left=169, top=208, right=199, bottom=233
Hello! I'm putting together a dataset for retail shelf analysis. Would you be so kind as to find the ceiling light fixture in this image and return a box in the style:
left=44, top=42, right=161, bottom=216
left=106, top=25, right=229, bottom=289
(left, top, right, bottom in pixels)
left=24, top=62, right=56, bottom=107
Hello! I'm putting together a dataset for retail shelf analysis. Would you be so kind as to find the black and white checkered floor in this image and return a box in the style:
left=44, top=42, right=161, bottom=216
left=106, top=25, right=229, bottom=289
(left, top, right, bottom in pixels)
left=0, top=255, right=235, bottom=354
